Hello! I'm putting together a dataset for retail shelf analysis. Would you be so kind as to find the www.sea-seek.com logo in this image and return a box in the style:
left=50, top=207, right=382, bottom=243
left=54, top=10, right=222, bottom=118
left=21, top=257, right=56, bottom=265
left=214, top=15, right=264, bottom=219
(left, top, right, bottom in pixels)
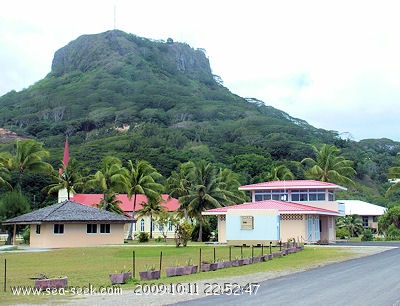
left=10, top=284, right=122, bottom=296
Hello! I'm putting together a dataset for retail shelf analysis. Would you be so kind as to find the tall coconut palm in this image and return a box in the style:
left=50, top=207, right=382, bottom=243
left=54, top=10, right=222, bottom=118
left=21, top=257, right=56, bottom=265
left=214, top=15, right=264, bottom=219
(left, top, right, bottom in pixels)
left=126, top=159, right=164, bottom=240
left=167, top=161, right=195, bottom=220
left=301, top=144, right=356, bottom=187
left=45, top=158, right=83, bottom=200
left=136, top=198, right=165, bottom=238
left=86, top=156, right=129, bottom=210
left=179, top=160, right=243, bottom=241
left=5, top=139, right=53, bottom=187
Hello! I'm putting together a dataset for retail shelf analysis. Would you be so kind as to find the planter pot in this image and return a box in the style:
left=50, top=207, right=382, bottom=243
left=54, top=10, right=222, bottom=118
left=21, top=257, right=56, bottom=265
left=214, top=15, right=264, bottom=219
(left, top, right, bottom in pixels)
left=231, top=260, right=239, bottom=267
left=175, top=266, right=184, bottom=276
left=35, top=277, right=68, bottom=289
left=252, top=256, right=262, bottom=263
left=272, top=251, right=281, bottom=258
left=297, top=245, right=304, bottom=251
left=139, top=270, right=160, bottom=281
left=263, top=254, right=272, bottom=261
left=165, top=267, right=177, bottom=277
left=109, top=272, right=132, bottom=285
left=223, top=261, right=232, bottom=268
left=281, top=249, right=288, bottom=256
left=183, top=265, right=198, bottom=275
left=242, top=258, right=251, bottom=265
left=288, top=247, right=297, bottom=254
left=217, top=262, right=225, bottom=269
left=201, top=263, right=211, bottom=272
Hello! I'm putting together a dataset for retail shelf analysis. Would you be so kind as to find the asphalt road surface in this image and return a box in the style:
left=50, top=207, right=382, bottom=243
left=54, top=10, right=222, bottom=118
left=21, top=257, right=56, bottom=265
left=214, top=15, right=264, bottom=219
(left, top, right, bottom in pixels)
left=174, top=243, right=400, bottom=306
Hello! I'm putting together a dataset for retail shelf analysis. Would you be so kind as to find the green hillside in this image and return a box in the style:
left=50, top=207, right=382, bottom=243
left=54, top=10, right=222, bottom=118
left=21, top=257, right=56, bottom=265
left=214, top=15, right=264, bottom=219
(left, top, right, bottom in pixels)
left=0, top=29, right=399, bottom=207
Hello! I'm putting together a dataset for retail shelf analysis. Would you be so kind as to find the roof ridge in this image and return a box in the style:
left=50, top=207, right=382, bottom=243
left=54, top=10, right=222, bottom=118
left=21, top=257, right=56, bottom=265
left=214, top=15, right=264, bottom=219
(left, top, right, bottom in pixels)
left=40, top=200, right=68, bottom=221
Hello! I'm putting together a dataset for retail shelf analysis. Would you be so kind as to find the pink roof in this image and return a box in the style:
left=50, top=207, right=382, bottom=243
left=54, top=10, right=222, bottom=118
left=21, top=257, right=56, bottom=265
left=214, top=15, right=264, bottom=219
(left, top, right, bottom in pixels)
left=239, top=180, right=346, bottom=191
left=202, top=200, right=340, bottom=216
left=71, top=194, right=179, bottom=212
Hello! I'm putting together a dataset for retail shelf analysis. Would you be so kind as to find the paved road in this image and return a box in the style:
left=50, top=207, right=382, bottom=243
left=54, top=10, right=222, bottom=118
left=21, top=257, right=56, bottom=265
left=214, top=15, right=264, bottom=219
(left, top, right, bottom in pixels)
left=175, top=243, right=400, bottom=306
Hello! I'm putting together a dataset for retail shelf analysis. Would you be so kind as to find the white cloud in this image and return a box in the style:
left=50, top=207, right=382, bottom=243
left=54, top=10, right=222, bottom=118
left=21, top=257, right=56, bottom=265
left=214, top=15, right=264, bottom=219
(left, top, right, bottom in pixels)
left=0, top=0, right=400, bottom=141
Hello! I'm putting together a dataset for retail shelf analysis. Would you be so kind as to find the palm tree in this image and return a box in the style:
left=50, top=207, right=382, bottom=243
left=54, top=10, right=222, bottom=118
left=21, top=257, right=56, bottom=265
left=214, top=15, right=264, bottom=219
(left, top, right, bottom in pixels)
left=336, top=214, right=364, bottom=237
left=179, top=160, right=243, bottom=242
left=86, top=156, right=129, bottom=210
left=268, top=164, right=295, bottom=181
left=45, top=158, right=83, bottom=200
left=301, top=144, right=356, bottom=187
left=0, top=154, right=11, bottom=189
left=167, top=161, right=195, bottom=220
left=136, top=198, right=165, bottom=238
left=100, top=193, right=124, bottom=215
left=4, top=139, right=53, bottom=187
left=126, top=159, right=164, bottom=240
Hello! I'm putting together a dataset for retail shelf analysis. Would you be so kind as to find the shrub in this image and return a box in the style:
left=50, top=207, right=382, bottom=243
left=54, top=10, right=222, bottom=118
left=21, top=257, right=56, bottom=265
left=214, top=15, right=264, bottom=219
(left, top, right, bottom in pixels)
left=336, top=228, right=350, bottom=239
left=386, top=224, right=400, bottom=241
left=175, top=222, right=193, bottom=247
left=361, top=229, right=373, bottom=241
left=22, top=226, right=30, bottom=244
left=137, top=232, right=149, bottom=243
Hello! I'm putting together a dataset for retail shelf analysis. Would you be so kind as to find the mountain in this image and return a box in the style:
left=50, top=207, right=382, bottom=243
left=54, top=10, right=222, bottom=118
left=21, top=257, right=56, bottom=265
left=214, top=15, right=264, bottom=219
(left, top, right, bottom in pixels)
left=0, top=29, right=399, bottom=206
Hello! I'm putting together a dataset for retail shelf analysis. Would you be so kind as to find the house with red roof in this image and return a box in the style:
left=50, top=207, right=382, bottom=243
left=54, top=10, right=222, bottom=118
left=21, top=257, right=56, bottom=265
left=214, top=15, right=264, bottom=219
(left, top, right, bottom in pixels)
left=59, top=192, right=180, bottom=239
left=203, top=180, right=346, bottom=245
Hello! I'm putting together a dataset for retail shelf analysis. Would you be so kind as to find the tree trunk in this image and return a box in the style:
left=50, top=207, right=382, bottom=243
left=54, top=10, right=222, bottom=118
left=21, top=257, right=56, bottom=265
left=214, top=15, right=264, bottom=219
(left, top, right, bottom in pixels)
left=150, top=214, right=153, bottom=239
left=127, top=193, right=137, bottom=240
left=5, top=228, right=13, bottom=245
left=197, top=218, right=203, bottom=242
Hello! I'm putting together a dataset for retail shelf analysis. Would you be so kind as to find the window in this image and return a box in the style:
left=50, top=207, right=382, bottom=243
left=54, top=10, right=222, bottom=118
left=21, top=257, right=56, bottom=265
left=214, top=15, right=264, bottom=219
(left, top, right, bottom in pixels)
left=100, top=224, right=110, bottom=234
left=362, top=216, right=369, bottom=228
left=151, top=220, right=155, bottom=232
left=290, top=189, right=326, bottom=202
left=168, top=220, right=173, bottom=232
left=240, top=216, right=254, bottom=230
left=254, top=190, right=287, bottom=201
left=158, top=223, right=164, bottom=232
left=140, top=219, right=145, bottom=232
left=35, top=225, right=41, bottom=235
left=87, top=224, right=97, bottom=234
left=54, top=224, right=64, bottom=234
left=373, top=216, right=378, bottom=222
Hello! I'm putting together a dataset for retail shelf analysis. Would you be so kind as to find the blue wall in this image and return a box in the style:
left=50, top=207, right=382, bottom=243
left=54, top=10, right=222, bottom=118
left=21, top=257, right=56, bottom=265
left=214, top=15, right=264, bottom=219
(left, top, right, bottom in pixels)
left=226, top=214, right=280, bottom=241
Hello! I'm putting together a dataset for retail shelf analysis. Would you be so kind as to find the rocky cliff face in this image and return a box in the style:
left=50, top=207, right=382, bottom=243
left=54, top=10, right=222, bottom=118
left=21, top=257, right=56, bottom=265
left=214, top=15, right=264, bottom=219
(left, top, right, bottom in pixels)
left=51, top=30, right=212, bottom=79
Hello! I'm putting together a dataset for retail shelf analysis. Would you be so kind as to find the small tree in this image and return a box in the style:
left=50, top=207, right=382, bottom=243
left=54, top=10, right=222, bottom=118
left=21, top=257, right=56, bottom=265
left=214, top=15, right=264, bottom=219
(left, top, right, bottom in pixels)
left=0, top=190, right=30, bottom=244
left=174, top=222, right=193, bottom=247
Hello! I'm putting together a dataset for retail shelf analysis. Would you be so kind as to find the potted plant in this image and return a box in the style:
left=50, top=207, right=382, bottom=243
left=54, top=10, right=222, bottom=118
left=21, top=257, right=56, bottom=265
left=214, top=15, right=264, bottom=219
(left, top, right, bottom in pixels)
left=201, top=260, right=217, bottom=272
left=139, top=264, right=160, bottom=281
left=232, top=256, right=244, bottom=267
left=34, top=273, right=68, bottom=289
left=216, top=258, right=225, bottom=269
left=110, top=268, right=132, bottom=285
left=182, top=258, right=198, bottom=275
left=165, top=261, right=183, bottom=277
left=242, top=257, right=251, bottom=265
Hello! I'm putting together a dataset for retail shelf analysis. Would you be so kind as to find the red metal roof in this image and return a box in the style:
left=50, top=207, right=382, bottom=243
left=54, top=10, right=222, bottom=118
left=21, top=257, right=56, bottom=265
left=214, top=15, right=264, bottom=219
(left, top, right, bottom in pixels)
left=239, top=180, right=346, bottom=191
left=202, top=200, right=340, bottom=216
left=71, top=194, right=179, bottom=212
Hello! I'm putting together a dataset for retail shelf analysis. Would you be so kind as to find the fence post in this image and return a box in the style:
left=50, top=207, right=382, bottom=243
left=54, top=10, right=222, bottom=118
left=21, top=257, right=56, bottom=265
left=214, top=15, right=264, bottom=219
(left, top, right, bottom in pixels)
left=229, top=246, right=232, bottom=261
left=213, top=247, right=216, bottom=263
left=132, top=251, right=135, bottom=279
left=199, top=248, right=202, bottom=273
left=4, top=258, right=7, bottom=292
left=159, top=251, right=163, bottom=271
left=269, top=241, right=272, bottom=254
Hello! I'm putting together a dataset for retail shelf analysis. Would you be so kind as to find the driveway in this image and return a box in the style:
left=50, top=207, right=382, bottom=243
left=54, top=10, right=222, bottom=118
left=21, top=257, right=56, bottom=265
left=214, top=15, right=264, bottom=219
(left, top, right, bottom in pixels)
left=174, top=242, right=400, bottom=305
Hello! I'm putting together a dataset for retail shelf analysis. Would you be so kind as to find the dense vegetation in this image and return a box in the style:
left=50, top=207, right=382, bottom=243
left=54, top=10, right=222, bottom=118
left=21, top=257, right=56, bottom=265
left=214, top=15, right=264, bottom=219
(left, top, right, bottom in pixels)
left=0, top=29, right=400, bottom=213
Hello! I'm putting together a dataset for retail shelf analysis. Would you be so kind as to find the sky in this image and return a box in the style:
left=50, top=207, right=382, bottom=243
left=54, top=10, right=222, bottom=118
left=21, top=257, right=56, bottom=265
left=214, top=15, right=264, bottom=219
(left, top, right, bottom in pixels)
left=1, top=0, right=399, bottom=141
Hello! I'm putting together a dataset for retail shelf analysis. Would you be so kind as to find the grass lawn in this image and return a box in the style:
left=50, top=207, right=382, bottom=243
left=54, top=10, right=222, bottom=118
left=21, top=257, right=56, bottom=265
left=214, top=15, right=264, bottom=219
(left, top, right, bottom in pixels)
left=0, top=243, right=360, bottom=304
